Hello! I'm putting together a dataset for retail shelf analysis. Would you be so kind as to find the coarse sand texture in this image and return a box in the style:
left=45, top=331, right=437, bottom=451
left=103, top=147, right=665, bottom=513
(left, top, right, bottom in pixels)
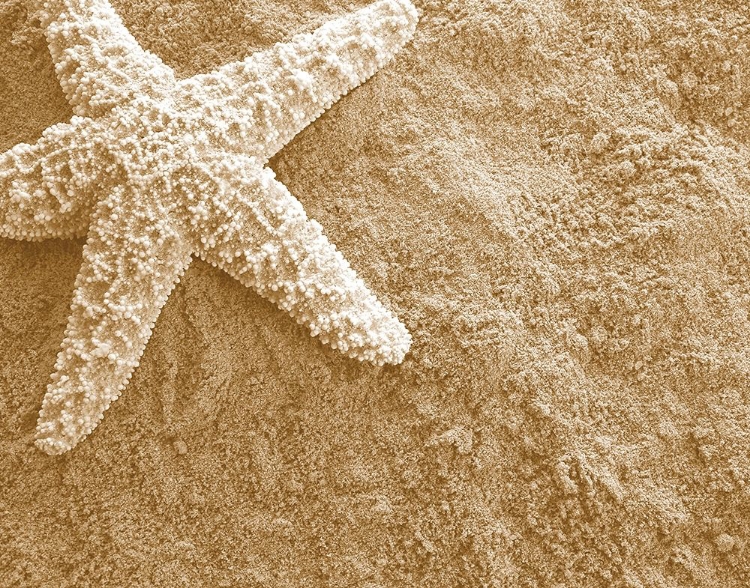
left=1, top=0, right=749, bottom=587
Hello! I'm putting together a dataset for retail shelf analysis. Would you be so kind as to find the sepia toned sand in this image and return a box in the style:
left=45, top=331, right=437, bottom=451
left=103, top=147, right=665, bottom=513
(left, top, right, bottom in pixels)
left=1, top=0, right=749, bottom=585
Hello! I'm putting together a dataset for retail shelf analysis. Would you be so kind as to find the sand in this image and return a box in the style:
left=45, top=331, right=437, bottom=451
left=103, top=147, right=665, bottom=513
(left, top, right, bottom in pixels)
left=1, top=0, right=748, bottom=585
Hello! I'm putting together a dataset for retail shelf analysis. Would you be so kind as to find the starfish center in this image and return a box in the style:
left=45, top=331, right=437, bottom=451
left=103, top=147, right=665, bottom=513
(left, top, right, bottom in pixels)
left=102, top=99, right=211, bottom=179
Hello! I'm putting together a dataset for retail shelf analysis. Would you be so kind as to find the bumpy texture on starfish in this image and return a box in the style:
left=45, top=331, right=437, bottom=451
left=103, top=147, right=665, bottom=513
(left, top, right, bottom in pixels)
left=1, top=0, right=417, bottom=454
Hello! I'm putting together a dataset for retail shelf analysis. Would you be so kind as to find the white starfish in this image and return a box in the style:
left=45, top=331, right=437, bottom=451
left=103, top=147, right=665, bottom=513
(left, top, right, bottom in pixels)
left=1, top=0, right=416, bottom=454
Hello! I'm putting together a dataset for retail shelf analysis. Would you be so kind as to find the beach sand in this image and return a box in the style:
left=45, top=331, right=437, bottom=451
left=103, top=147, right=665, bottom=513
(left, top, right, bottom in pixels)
left=1, top=0, right=748, bottom=585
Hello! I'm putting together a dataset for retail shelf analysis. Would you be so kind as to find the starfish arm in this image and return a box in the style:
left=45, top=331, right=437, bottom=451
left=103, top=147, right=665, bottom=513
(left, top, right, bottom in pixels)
left=35, top=184, right=192, bottom=455
left=0, top=115, right=110, bottom=241
left=193, top=156, right=411, bottom=365
left=37, top=0, right=176, bottom=117
left=175, top=0, right=418, bottom=159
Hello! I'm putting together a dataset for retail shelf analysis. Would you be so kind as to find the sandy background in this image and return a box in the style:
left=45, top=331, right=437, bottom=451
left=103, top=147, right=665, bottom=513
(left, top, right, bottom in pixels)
left=1, top=0, right=749, bottom=585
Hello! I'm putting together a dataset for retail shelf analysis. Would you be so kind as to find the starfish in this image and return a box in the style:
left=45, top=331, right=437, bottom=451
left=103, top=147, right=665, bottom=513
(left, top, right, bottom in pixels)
left=1, top=0, right=416, bottom=455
